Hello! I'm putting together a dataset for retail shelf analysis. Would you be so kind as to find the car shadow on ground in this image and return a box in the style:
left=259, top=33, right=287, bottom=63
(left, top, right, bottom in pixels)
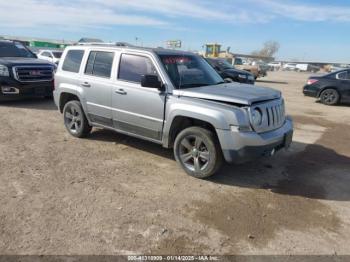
left=0, top=98, right=57, bottom=110
left=88, top=129, right=350, bottom=202
left=89, top=128, right=175, bottom=160
left=315, top=100, right=350, bottom=107
left=210, top=142, right=350, bottom=202
left=256, top=80, right=288, bottom=84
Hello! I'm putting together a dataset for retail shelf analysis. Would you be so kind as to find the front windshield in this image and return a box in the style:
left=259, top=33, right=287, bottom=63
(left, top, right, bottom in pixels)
left=217, top=59, right=234, bottom=70
left=158, top=54, right=224, bottom=89
left=234, top=58, right=243, bottom=65
left=53, top=52, right=62, bottom=58
left=0, top=42, right=36, bottom=58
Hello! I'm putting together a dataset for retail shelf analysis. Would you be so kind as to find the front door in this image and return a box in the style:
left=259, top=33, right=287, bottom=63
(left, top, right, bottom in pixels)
left=112, top=53, right=165, bottom=141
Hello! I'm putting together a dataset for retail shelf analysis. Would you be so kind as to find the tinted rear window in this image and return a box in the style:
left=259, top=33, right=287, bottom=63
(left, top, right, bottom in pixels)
left=85, top=51, right=114, bottom=78
left=62, top=50, right=84, bottom=73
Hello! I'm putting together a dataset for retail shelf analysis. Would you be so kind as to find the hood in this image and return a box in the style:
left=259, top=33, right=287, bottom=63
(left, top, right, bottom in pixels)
left=223, top=68, right=253, bottom=76
left=172, top=83, right=281, bottom=105
left=0, top=57, right=54, bottom=66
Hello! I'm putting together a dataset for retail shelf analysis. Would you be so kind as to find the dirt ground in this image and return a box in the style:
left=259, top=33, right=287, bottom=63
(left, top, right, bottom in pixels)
left=0, top=71, right=349, bottom=255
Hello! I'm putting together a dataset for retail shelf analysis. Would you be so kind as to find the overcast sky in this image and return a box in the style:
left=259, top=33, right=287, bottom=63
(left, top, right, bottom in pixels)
left=0, top=0, right=348, bottom=62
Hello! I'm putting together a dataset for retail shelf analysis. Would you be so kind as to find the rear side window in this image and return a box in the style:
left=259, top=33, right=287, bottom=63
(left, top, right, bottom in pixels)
left=85, top=51, right=114, bottom=78
left=42, top=52, right=51, bottom=57
left=62, top=50, right=84, bottom=73
left=118, top=54, right=157, bottom=83
left=337, top=71, right=350, bottom=80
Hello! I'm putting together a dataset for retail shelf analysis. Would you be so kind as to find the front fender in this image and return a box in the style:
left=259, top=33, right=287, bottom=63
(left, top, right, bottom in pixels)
left=162, top=96, right=250, bottom=147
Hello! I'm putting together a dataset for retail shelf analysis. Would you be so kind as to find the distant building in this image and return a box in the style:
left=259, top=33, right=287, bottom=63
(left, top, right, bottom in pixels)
left=0, top=35, right=75, bottom=51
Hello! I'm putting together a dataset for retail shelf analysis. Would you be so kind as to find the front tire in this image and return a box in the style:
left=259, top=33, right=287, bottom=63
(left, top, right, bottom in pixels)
left=174, top=127, right=223, bottom=178
left=320, top=89, right=339, bottom=105
left=63, top=100, right=92, bottom=138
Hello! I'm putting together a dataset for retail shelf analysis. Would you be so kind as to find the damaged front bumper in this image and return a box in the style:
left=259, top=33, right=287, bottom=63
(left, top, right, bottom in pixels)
left=216, top=117, right=293, bottom=163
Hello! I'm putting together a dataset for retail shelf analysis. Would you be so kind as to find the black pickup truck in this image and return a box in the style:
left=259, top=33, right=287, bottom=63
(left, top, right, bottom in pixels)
left=0, top=40, right=55, bottom=101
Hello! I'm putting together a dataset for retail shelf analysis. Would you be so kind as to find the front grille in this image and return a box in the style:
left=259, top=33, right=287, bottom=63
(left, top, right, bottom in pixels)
left=250, top=98, right=285, bottom=133
left=266, top=103, right=285, bottom=129
left=13, top=66, right=54, bottom=82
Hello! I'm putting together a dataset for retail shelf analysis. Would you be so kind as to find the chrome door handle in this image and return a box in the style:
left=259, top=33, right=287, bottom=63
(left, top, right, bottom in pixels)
left=81, top=82, right=91, bottom=88
left=115, top=89, right=127, bottom=95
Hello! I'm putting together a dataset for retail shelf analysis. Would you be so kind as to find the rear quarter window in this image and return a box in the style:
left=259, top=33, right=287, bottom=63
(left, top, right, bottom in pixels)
left=62, top=50, right=84, bottom=73
left=336, top=71, right=350, bottom=80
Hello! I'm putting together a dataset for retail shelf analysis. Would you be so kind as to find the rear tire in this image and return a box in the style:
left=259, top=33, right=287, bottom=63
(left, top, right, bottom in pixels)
left=320, top=89, right=339, bottom=105
left=174, top=127, right=223, bottom=178
left=63, top=100, right=92, bottom=138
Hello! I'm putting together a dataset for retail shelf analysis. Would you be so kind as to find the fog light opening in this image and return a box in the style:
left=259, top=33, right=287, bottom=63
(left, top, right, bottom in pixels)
left=1, top=86, right=19, bottom=94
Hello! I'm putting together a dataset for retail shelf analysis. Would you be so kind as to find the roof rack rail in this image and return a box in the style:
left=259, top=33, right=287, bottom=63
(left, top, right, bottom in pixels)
left=75, top=42, right=134, bottom=47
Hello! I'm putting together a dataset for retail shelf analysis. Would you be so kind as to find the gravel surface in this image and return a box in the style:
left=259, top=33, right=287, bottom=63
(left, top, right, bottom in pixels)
left=0, top=71, right=349, bottom=255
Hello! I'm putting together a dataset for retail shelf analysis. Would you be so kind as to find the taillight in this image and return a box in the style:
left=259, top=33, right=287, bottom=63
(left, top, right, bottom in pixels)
left=307, top=79, right=318, bottom=85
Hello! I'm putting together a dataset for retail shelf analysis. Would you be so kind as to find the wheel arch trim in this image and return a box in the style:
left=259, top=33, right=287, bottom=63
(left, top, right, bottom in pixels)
left=317, top=86, right=340, bottom=98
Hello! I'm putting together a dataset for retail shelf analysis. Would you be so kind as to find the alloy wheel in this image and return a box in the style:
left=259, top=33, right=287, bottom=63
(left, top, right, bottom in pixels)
left=179, top=135, right=210, bottom=172
left=322, top=90, right=338, bottom=105
left=64, top=105, right=82, bottom=134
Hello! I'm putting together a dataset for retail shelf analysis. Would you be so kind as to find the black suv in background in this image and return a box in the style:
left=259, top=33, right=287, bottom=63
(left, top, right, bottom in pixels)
left=303, top=69, right=350, bottom=105
left=0, top=40, right=55, bottom=101
left=205, top=58, right=255, bottom=84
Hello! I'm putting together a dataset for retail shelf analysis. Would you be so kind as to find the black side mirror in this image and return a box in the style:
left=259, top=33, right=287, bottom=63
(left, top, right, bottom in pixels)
left=141, top=74, right=163, bottom=90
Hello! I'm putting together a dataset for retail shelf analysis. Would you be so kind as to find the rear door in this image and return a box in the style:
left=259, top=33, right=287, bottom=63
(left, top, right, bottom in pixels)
left=337, top=70, right=350, bottom=101
left=81, top=50, right=115, bottom=127
left=111, top=52, right=165, bottom=141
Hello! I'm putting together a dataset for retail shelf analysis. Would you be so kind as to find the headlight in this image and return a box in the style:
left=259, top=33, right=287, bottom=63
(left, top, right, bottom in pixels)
left=0, top=65, right=9, bottom=77
left=251, top=108, right=263, bottom=126
left=238, top=74, right=247, bottom=78
left=248, top=75, right=255, bottom=81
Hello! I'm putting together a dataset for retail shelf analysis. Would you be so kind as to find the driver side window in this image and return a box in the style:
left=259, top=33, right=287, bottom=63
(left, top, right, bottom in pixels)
left=118, top=54, right=158, bottom=83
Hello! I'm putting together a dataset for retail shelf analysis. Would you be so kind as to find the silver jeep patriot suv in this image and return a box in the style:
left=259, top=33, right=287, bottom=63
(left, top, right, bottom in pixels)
left=54, top=44, right=293, bottom=178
